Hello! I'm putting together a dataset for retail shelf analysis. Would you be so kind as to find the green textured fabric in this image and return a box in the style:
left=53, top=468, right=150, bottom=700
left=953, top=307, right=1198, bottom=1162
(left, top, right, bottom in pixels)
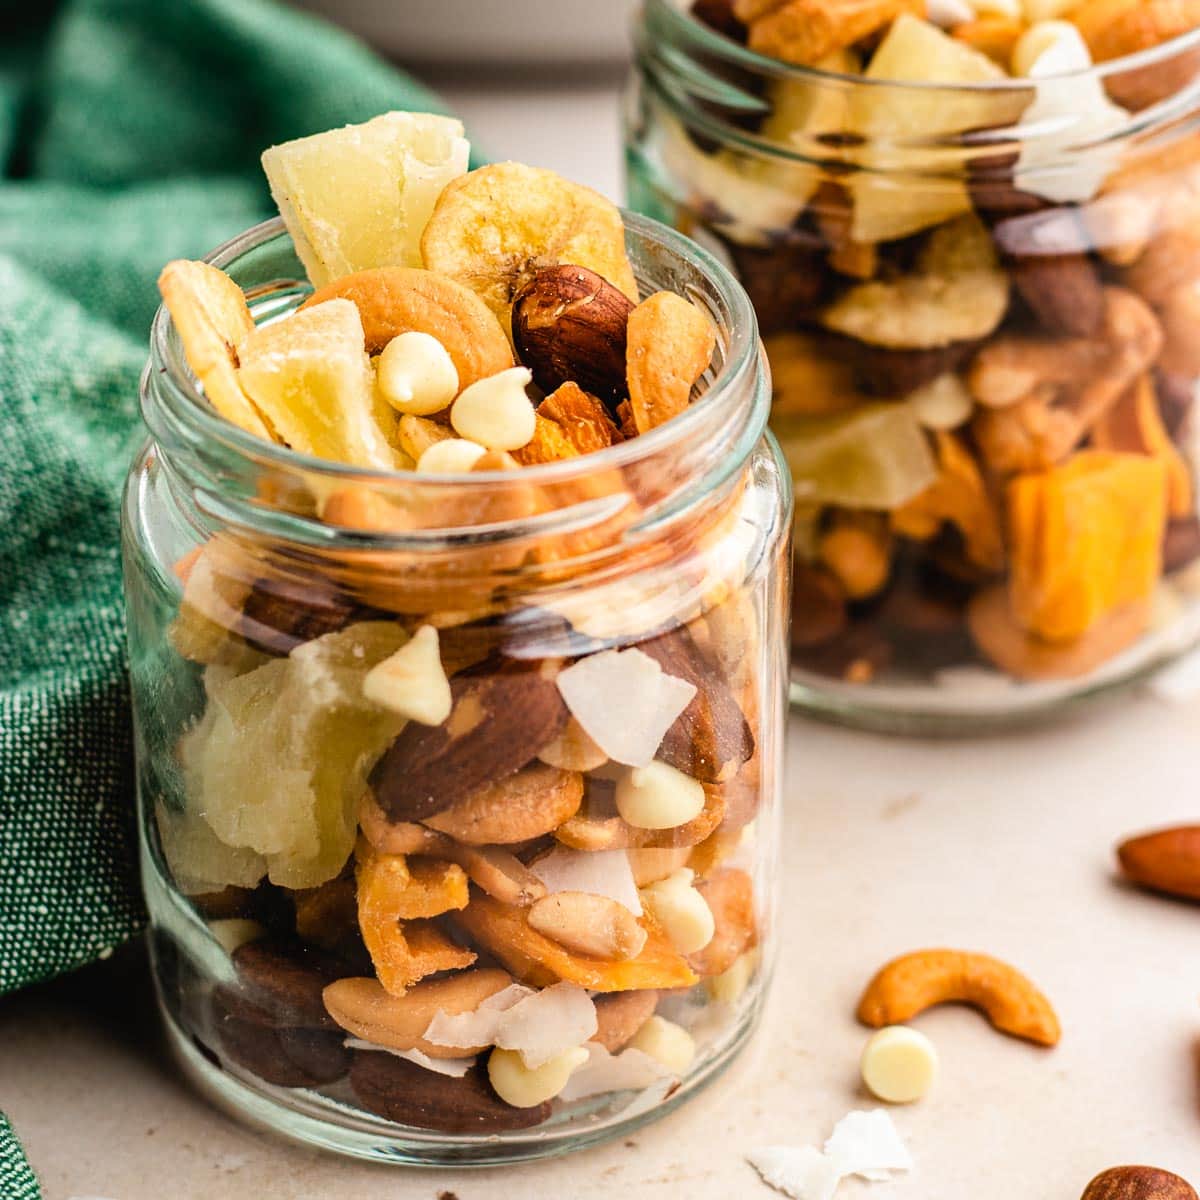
left=0, top=0, right=450, bottom=1190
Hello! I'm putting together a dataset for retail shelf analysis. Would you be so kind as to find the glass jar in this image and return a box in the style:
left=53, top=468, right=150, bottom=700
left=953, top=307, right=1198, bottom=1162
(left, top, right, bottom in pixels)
left=627, top=0, right=1200, bottom=732
left=121, top=212, right=789, bottom=1164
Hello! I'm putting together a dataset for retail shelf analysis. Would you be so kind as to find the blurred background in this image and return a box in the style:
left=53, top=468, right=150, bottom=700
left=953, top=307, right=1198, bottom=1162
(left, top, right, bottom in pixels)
left=289, top=0, right=639, bottom=196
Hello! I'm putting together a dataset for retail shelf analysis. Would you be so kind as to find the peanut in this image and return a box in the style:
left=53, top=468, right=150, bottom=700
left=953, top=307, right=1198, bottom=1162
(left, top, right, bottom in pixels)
left=527, top=891, right=649, bottom=962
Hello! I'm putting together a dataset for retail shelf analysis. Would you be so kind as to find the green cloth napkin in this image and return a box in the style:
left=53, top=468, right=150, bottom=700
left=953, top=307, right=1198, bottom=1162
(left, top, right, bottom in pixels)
left=0, top=1, right=452, bottom=1190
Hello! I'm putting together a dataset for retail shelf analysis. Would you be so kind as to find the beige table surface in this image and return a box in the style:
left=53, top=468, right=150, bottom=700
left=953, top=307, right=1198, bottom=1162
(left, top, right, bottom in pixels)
left=4, top=694, right=1200, bottom=1200
left=5, top=77, right=1200, bottom=1200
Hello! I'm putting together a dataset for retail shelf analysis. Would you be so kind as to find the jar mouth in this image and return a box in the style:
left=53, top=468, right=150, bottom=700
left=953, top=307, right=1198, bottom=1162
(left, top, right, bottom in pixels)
left=650, top=0, right=1200, bottom=92
left=149, top=212, right=762, bottom=491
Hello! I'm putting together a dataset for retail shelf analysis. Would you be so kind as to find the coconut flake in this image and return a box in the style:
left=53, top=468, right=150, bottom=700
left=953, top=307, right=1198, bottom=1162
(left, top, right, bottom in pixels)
left=557, top=1042, right=672, bottom=1101
left=531, top=847, right=643, bottom=916
left=823, top=1110, right=913, bottom=1181
left=493, top=982, right=598, bottom=1069
left=343, top=1039, right=475, bottom=1078
left=422, top=983, right=535, bottom=1049
left=556, top=648, right=696, bottom=767
left=747, top=1146, right=841, bottom=1200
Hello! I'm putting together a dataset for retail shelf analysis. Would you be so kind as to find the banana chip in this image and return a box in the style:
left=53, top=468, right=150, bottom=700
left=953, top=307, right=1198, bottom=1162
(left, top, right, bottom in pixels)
left=421, top=163, right=638, bottom=335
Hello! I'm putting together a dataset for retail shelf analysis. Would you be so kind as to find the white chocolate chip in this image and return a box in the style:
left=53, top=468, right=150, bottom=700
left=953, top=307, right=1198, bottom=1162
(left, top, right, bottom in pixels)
left=627, top=1015, right=696, bottom=1074
left=860, top=1026, right=938, bottom=1104
left=638, top=868, right=715, bottom=956
left=926, top=0, right=975, bottom=26
left=1012, top=19, right=1088, bottom=76
left=614, top=761, right=706, bottom=830
left=416, top=437, right=488, bottom=474
left=450, top=366, right=536, bottom=451
left=362, top=625, right=452, bottom=725
left=377, top=331, right=459, bottom=416
left=706, top=947, right=760, bottom=1004
left=486, top=1044, right=589, bottom=1108
left=208, top=918, right=266, bottom=956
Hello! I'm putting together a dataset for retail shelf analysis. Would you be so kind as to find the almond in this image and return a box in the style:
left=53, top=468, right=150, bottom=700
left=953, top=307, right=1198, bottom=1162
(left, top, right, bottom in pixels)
left=512, top=264, right=634, bottom=406
left=368, top=662, right=568, bottom=822
left=1117, top=826, right=1200, bottom=902
left=1081, top=1166, right=1199, bottom=1200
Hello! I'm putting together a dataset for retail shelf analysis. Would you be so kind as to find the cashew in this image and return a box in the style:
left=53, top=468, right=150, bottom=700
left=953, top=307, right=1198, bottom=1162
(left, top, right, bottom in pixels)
left=856, top=948, right=1061, bottom=1046
left=970, top=286, right=1163, bottom=473
left=422, top=764, right=584, bottom=846
left=528, top=892, right=648, bottom=962
left=323, top=969, right=514, bottom=1057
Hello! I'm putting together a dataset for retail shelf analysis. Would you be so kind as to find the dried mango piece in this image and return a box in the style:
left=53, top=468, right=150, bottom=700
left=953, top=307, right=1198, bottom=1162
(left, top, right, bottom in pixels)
left=511, top=413, right=580, bottom=466
left=538, top=382, right=623, bottom=455
left=952, top=15, right=1025, bottom=66
left=357, top=841, right=474, bottom=996
left=453, top=892, right=698, bottom=993
left=1092, top=374, right=1193, bottom=518
left=747, top=0, right=923, bottom=65
left=158, top=260, right=273, bottom=441
left=1008, top=450, right=1168, bottom=642
left=892, top=432, right=1005, bottom=572
left=626, top=292, right=716, bottom=434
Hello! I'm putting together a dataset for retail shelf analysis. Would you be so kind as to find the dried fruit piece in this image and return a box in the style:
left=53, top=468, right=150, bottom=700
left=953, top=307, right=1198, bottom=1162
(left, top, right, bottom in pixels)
left=368, top=663, right=568, bottom=823
left=848, top=16, right=1025, bottom=243
left=892, top=433, right=1005, bottom=572
left=817, top=512, right=893, bottom=600
left=350, top=1051, right=550, bottom=1131
left=453, top=892, right=698, bottom=992
left=538, top=382, right=624, bottom=454
left=952, top=14, right=1025, bottom=64
left=967, top=586, right=1150, bottom=679
left=747, top=0, right=924, bottom=64
left=687, top=868, right=756, bottom=977
left=821, top=216, right=1009, bottom=350
left=421, top=163, right=637, bottom=335
left=421, top=763, right=585, bottom=845
left=528, top=892, right=649, bottom=961
left=301, top=267, right=513, bottom=386
left=1081, top=1167, right=1199, bottom=1200
left=157, top=260, right=272, bottom=440
left=510, top=414, right=581, bottom=466
left=1117, top=826, right=1200, bottom=903
left=356, top=841, right=469, bottom=922
left=626, top=291, right=716, bottom=434
left=1092, top=374, right=1193, bottom=518
left=1008, top=451, right=1168, bottom=641
left=262, top=112, right=469, bottom=287
left=765, top=332, right=864, bottom=418
left=359, top=912, right=475, bottom=999
left=857, top=948, right=1061, bottom=1046
left=323, top=970, right=515, bottom=1057
left=1073, top=0, right=1200, bottom=62
left=512, top=265, right=634, bottom=405
left=237, top=298, right=395, bottom=469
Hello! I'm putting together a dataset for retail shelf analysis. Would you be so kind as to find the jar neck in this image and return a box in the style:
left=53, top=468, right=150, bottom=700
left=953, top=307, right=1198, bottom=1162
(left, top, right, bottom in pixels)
left=635, top=0, right=1200, bottom=179
left=141, top=214, right=770, bottom=597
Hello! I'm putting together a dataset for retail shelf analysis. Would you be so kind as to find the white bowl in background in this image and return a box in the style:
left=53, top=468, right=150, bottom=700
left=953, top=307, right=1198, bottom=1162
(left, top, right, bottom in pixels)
left=291, top=0, right=639, bottom=66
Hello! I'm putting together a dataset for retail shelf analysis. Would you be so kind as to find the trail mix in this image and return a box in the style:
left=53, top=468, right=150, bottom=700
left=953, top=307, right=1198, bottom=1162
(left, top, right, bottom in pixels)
left=151, top=113, right=767, bottom=1131
left=657, top=0, right=1200, bottom=690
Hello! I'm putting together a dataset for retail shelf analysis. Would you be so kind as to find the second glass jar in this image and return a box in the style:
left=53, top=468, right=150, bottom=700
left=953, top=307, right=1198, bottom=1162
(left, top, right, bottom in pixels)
left=627, top=0, right=1200, bottom=731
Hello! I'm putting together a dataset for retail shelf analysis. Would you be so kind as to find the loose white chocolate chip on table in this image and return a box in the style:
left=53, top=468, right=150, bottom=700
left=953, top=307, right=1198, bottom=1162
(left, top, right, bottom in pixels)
left=362, top=624, right=452, bottom=725
left=487, top=1045, right=589, bottom=1108
left=638, top=868, right=715, bottom=956
left=627, top=1015, right=696, bottom=1075
left=376, top=330, right=459, bottom=416
left=416, top=437, right=488, bottom=474
left=615, top=761, right=706, bottom=830
left=860, top=1026, right=938, bottom=1105
left=450, top=366, right=537, bottom=451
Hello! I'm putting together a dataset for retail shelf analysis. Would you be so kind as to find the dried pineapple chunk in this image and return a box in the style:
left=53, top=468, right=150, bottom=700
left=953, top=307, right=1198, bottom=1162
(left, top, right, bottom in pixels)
left=849, top=16, right=1030, bottom=243
left=237, top=298, right=396, bottom=469
left=261, top=112, right=469, bottom=287
left=178, top=622, right=408, bottom=890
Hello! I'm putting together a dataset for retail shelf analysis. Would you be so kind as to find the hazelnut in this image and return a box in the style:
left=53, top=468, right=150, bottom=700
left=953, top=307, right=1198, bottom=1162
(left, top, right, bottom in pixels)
left=511, top=264, right=634, bottom=406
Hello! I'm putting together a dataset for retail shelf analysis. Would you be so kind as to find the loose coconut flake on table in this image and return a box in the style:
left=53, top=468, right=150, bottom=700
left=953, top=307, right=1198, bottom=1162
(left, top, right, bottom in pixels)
left=748, top=1110, right=913, bottom=1200
left=423, top=981, right=598, bottom=1069
left=531, top=846, right=643, bottom=915
left=555, top=648, right=696, bottom=767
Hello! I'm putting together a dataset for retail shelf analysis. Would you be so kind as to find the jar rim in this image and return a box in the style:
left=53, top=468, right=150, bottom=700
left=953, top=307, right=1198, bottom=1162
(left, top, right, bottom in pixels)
left=147, top=211, right=763, bottom=492
left=647, top=0, right=1200, bottom=92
